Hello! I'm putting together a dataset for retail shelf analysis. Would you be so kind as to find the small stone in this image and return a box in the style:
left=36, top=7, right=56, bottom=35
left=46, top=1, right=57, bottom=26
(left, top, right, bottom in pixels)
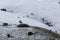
left=28, top=31, right=34, bottom=36
left=7, top=34, right=10, bottom=38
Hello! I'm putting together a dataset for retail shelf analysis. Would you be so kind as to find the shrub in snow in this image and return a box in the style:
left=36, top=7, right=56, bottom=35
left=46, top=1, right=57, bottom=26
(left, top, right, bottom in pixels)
left=31, top=13, right=34, bottom=15
left=19, top=20, right=22, bottom=23
left=0, top=8, right=7, bottom=11
left=26, top=15, right=29, bottom=17
left=3, top=23, right=8, bottom=26
left=41, top=18, right=53, bottom=27
left=17, top=24, right=30, bottom=27
left=45, top=22, right=53, bottom=26
left=7, top=34, right=13, bottom=38
left=10, top=10, right=13, bottom=12
left=17, top=17, right=20, bottom=18
left=28, top=31, right=34, bottom=36
left=23, top=16, right=25, bottom=18
left=7, top=34, right=11, bottom=38
left=59, top=2, right=60, bottom=4
left=15, top=24, right=17, bottom=25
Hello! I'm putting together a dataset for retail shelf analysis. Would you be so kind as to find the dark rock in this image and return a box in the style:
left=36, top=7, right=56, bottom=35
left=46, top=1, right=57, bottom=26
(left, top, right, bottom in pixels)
left=3, top=23, right=8, bottom=26
left=7, top=34, right=10, bottom=38
left=7, top=34, right=14, bottom=38
left=0, top=8, right=7, bottom=11
left=28, top=31, right=34, bottom=36
left=17, top=24, right=30, bottom=27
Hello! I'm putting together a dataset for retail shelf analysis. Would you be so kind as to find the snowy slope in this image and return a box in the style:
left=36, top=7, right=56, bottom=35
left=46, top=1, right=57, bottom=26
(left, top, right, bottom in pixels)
left=0, top=11, right=48, bottom=28
left=0, top=0, right=60, bottom=35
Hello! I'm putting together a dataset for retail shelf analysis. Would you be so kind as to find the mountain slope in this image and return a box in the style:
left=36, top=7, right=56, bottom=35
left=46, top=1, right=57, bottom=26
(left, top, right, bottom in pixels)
left=0, top=0, right=60, bottom=35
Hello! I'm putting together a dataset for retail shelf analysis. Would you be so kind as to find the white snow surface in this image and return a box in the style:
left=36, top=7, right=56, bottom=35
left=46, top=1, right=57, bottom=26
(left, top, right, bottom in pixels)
left=0, top=0, right=60, bottom=35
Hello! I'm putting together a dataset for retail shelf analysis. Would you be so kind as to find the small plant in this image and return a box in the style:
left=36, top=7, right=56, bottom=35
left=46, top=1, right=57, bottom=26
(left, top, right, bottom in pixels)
left=17, top=24, right=30, bottom=27
left=31, top=13, right=34, bottom=15
left=59, top=2, right=60, bottom=4
left=45, top=22, right=53, bottom=26
left=26, top=15, right=29, bottom=17
left=41, top=18, right=53, bottom=27
left=3, top=23, right=8, bottom=26
left=19, top=20, right=22, bottom=23
left=17, top=17, right=20, bottom=18
left=23, top=16, right=25, bottom=18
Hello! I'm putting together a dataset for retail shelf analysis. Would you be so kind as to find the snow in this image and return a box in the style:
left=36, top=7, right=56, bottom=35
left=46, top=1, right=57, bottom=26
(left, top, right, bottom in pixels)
left=0, top=0, right=60, bottom=38
left=0, top=11, right=48, bottom=28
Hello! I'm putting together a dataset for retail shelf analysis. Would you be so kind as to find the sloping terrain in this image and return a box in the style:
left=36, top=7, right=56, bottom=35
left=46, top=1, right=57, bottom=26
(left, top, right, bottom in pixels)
left=0, top=27, right=60, bottom=40
left=0, top=0, right=60, bottom=40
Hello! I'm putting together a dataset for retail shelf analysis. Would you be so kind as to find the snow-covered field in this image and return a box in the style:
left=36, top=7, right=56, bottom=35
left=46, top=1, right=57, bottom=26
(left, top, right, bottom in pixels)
left=0, top=0, right=60, bottom=40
